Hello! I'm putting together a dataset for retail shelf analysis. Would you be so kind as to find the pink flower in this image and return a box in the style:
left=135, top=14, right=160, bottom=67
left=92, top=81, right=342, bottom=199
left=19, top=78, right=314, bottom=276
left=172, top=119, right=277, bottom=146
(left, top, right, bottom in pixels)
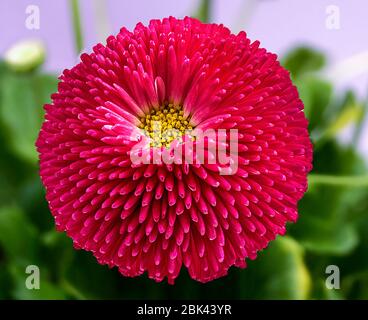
left=36, top=17, right=313, bottom=284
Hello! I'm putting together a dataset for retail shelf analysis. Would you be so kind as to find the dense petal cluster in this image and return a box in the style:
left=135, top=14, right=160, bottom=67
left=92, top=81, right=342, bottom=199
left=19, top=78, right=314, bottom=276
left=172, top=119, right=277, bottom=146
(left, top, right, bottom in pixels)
left=36, top=17, right=313, bottom=283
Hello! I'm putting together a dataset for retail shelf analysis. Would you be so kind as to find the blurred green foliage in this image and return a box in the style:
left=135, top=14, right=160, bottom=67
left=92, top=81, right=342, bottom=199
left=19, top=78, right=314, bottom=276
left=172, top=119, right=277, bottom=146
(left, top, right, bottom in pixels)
left=194, top=0, right=212, bottom=23
left=0, top=44, right=367, bottom=300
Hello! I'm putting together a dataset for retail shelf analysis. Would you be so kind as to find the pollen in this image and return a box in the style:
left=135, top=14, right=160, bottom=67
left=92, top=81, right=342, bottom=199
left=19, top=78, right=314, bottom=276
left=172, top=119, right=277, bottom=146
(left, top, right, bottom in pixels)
left=139, top=104, right=194, bottom=147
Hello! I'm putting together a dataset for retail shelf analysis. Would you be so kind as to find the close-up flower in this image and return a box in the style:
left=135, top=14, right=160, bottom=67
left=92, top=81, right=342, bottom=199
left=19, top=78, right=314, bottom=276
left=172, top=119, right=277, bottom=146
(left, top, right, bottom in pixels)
left=36, top=16, right=313, bottom=284
left=3, top=0, right=368, bottom=306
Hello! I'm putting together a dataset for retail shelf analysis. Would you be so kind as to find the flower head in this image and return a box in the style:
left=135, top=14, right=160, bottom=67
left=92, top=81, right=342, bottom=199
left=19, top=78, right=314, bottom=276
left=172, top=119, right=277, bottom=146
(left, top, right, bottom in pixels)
left=36, top=17, right=313, bottom=283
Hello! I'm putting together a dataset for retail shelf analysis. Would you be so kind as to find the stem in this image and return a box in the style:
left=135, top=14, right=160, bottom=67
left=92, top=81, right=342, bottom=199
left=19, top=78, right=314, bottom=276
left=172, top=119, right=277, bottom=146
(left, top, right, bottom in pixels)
left=309, top=173, right=368, bottom=187
left=69, top=0, right=84, bottom=54
left=195, top=0, right=212, bottom=23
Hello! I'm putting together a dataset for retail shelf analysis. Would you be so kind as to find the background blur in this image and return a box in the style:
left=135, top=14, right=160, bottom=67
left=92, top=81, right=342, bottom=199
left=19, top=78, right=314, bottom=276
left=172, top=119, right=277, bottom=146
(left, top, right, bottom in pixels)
left=0, top=0, right=367, bottom=299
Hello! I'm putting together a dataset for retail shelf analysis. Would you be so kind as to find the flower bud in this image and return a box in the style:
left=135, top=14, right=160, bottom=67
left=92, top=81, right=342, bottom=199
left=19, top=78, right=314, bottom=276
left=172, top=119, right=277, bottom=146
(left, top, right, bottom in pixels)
left=4, top=39, right=45, bottom=72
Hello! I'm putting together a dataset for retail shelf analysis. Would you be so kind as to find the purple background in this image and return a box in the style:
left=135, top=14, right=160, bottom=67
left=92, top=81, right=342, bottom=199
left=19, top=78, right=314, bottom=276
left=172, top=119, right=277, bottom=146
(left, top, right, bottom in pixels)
left=1, top=0, right=367, bottom=154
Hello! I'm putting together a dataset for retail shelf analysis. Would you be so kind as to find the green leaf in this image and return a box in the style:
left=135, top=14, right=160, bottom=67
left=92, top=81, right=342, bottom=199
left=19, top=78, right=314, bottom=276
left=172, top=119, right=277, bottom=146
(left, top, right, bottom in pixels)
left=323, top=104, right=363, bottom=138
left=0, top=63, right=32, bottom=203
left=353, top=90, right=368, bottom=144
left=0, top=205, right=39, bottom=264
left=293, top=213, right=358, bottom=255
left=239, top=237, right=311, bottom=299
left=282, top=46, right=326, bottom=79
left=0, top=70, right=57, bottom=163
left=0, top=206, right=68, bottom=299
left=290, top=143, right=364, bottom=255
left=294, top=76, right=333, bottom=132
left=0, top=135, right=28, bottom=204
left=314, top=90, right=364, bottom=147
left=18, top=174, right=54, bottom=232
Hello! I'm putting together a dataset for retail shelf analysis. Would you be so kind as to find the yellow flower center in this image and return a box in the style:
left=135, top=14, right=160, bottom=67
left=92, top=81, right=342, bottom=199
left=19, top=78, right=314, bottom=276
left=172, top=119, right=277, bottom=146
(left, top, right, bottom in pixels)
left=138, top=104, right=194, bottom=148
